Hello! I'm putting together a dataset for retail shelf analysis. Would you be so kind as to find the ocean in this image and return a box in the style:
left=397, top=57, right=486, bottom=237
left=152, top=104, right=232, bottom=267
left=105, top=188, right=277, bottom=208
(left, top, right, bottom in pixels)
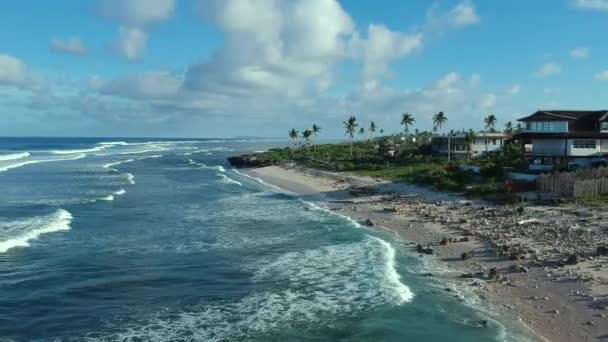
left=0, top=137, right=529, bottom=341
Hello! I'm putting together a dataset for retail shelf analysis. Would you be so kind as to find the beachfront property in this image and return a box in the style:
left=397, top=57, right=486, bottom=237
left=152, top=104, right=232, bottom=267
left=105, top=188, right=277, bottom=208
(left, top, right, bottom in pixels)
left=431, top=132, right=507, bottom=159
left=516, top=110, right=608, bottom=170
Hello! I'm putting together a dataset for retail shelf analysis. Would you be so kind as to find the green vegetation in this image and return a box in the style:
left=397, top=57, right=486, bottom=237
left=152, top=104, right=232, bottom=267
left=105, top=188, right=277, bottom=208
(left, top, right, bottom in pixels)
left=257, top=112, right=530, bottom=200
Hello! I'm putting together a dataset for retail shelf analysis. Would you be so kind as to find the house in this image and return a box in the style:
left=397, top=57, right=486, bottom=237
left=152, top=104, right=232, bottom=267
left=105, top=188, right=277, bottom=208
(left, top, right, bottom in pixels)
left=431, top=132, right=507, bottom=159
left=516, top=110, right=608, bottom=170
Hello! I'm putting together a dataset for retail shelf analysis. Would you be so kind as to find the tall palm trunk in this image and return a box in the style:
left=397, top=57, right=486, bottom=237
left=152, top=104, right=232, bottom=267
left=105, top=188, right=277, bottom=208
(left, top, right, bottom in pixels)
left=349, top=137, right=353, bottom=157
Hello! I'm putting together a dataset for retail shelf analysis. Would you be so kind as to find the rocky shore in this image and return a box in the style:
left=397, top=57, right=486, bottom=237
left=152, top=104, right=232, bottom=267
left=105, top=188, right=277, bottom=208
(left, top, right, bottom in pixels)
left=242, top=163, right=608, bottom=342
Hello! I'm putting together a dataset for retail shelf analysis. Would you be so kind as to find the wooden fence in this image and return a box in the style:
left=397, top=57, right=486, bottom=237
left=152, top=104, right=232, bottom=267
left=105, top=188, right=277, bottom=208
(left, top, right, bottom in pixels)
left=536, top=166, right=608, bottom=198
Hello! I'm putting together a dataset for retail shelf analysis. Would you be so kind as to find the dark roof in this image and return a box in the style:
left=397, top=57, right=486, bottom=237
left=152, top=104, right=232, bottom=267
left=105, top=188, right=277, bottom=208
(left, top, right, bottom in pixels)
left=518, top=110, right=608, bottom=122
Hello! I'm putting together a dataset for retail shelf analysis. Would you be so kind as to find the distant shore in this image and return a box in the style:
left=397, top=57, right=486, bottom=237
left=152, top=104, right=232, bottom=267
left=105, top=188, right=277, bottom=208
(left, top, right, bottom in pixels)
left=242, top=164, right=608, bottom=342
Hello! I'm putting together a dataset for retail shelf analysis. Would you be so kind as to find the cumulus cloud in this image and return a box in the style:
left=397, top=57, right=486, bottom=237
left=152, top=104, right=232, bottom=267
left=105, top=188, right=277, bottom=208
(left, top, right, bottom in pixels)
left=49, top=36, right=88, bottom=55
left=570, top=47, right=589, bottom=59
left=0, top=54, right=29, bottom=86
left=595, top=70, right=608, bottom=80
left=115, top=26, right=148, bottom=61
left=96, top=71, right=181, bottom=100
left=356, top=24, right=423, bottom=84
left=533, top=62, right=562, bottom=78
left=98, top=0, right=174, bottom=61
left=573, top=0, right=608, bottom=11
left=80, top=0, right=496, bottom=134
left=185, top=0, right=357, bottom=98
left=426, top=0, right=480, bottom=32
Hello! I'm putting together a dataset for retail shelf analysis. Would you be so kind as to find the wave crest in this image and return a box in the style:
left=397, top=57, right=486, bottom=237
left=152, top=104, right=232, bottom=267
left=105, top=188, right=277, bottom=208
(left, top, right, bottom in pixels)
left=0, top=152, right=30, bottom=161
left=0, top=209, right=73, bottom=253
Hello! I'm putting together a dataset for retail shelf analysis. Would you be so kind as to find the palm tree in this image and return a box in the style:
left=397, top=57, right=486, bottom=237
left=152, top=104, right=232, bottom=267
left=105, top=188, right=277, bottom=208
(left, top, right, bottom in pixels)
left=484, top=114, right=497, bottom=132
left=515, top=123, right=524, bottom=133
left=504, top=121, right=514, bottom=135
left=288, top=128, right=298, bottom=155
left=312, top=124, right=321, bottom=152
left=401, top=112, right=415, bottom=134
left=302, top=129, right=313, bottom=152
left=463, top=130, right=477, bottom=162
left=343, top=116, right=358, bottom=157
left=432, top=111, right=447, bottom=133
left=369, top=121, right=377, bottom=140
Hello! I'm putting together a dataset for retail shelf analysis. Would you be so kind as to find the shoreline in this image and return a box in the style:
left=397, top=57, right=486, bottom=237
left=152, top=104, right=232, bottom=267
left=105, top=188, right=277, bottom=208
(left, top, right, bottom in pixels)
left=241, top=164, right=608, bottom=342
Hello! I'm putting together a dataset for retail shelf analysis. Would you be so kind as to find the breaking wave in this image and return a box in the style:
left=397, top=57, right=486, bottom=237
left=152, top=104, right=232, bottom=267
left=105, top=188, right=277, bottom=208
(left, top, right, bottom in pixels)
left=0, top=152, right=30, bottom=161
left=0, top=209, right=73, bottom=253
left=103, top=159, right=135, bottom=171
left=125, top=173, right=135, bottom=185
left=0, top=154, right=86, bottom=172
left=217, top=173, right=242, bottom=186
left=51, top=146, right=106, bottom=154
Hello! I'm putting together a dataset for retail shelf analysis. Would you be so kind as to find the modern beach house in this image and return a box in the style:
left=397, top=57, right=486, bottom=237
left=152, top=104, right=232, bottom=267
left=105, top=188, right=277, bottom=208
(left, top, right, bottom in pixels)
left=432, top=132, right=507, bottom=159
left=516, top=110, right=608, bottom=170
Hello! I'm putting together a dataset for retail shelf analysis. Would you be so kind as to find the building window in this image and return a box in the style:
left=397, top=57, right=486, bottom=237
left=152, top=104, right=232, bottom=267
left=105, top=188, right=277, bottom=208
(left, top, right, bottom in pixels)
left=601, top=122, right=608, bottom=131
left=573, top=140, right=596, bottom=149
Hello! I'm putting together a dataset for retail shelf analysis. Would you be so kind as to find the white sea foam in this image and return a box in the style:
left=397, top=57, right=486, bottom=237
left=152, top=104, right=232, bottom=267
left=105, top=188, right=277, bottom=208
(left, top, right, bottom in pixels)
left=125, top=173, right=135, bottom=185
left=98, top=141, right=128, bottom=146
left=231, top=169, right=294, bottom=194
left=138, top=154, right=162, bottom=160
left=371, top=236, right=415, bottom=303
left=217, top=173, right=242, bottom=186
left=51, top=146, right=106, bottom=154
left=114, top=188, right=126, bottom=196
left=0, top=154, right=86, bottom=172
left=103, top=159, right=135, bottom=170
left=0, top=152, right=30, bottom=161
left=0, top=209, right=73, bottom=253
left=89, top=236, right=413, bottom=342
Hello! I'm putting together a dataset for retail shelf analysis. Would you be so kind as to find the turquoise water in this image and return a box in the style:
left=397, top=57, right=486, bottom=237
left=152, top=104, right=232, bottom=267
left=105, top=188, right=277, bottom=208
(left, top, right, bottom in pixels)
left=0, top=138, right=528, bottom=341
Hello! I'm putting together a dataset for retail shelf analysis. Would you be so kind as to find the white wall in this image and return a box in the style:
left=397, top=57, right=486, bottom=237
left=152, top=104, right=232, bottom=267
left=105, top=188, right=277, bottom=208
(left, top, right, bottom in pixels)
left=601, top=139, right=608, bottom=152
left=531, top=139, right=565, bottom=154
left=567, top=139, right=601, bottom=156
left=472, top=137, right=502, bottom=154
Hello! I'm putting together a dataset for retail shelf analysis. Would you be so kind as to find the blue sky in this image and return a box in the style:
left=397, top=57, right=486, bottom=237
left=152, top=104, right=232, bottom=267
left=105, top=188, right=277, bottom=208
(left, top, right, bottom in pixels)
left=1, top=0, right=608, bottom=138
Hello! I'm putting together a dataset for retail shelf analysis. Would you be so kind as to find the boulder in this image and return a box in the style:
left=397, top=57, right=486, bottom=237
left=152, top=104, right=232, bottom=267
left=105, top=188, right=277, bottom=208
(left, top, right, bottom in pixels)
left=564, top=254, right=579, bottom=265
left=227, top=155, right=274, bottom=168
left=363, top=219, right=374, bottom=227
left=461, top=252, right=472, bottom=260
left=597, top=246, right=608, bottom=256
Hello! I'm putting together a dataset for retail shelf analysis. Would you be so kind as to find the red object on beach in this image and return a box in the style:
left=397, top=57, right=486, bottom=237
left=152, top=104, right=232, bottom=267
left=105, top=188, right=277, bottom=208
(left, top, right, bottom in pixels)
left=504, top=179, right=536, bottom=193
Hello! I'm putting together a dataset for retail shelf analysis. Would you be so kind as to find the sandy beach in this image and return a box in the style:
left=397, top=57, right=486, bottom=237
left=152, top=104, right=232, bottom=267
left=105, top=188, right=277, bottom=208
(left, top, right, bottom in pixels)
left=243, top=164, right=608, bottom=342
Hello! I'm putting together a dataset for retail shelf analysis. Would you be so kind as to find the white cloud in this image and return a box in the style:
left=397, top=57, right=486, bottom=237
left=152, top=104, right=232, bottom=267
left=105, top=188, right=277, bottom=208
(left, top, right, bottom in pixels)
left=0, top=54, right=48, bottom=95
left=573, top=0, right=608, bottom=11
left=426, top=0, right=480, bottom=31
left=0, top=54, right=28, bottom=86
left=508, top=84, right=521, bottom=95
left=96, top=71, right=181, bottom=100
left=595, top=70, right=608, bottom=80
left=115, top=26, right=147, bottom=61
left=356, top=24, right=423, bottom=83
left=533, top=62, right=562, bottom=78
left=479, top=93, right=496, bottom=109
left=98, top=0, right=174, bottom=61
left=76, top=1, right=494, bottom=134
left=97, top=0, right=175, bottom=25
left=49, top=36, right=88, bottom=55
left=570, top=47, right=589, bottom=59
